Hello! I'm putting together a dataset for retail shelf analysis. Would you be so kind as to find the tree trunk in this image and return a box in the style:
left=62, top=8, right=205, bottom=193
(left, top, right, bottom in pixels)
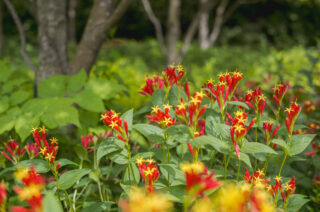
left=70, top=0, right=131, bottom=74
left=37, top=0, right=68, bottom=84
left=0, top=0, right=3, bottom=56
left=199, top=0, right=210, bottom=49
left=68, top=0, right=77, bottom=43
left=166, top=0, right=180, bottom=65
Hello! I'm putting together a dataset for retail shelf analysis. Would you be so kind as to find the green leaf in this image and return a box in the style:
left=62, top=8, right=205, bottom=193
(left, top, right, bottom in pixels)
left=286, top=194, right=309, bottom=212
left=75, top=90, right=104, bottom=112
left=165, top=125, right=191, bottom=143
left=133, top=124, right=165, bottom=143
left=10, top=90, right=30, bottom=105
left=86, top=79, right=123, bottom=100
left=151, top=89, right=166, bottom=106
left=18, top=159, right=50, bottom=173
left=241, top=142, right=277, bottom=154
left=67, top=69, right=87, bottom=96
left=193, top=136, right=229, bottom=153
left=43, top=191, right=63, bottom=212
left=55, top=159, right=78, bottom=168
left=21, top=98, right=48, bottom=116
left=123, top=162, right=140, bottom=184
left=109, top=150, right=129, bottom=165
left=168, top=84, right=179, bottom=106
left=97, top=142, right=122, bottom=162
left=59, top=169, right=91, bottom=190
left=121, top=108, right=134, bottom=130
left=2, top=78, right=29, bottom=94
left=81, top=202, right=114, bottom=212
left=0, top=96, right=9, bottom=113
left=289, top=134, right=316, bottom=155
left=271, top=139, right=289, bottom=154
left=227, top=101, right=249, bottom=109
left=15, top=113, right=40, bottom=141
left=236, top=152, right=252, bottom=168
left=38, top=75, right=68, bottom=98
left=0, top=114, right=16, bottom=134
left=159, top=164, right=177, bottom=182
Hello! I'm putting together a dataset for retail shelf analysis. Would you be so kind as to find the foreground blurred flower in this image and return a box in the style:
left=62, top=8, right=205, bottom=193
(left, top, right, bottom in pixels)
left=11, top=167, right=45, bottom=212
left=136, top=157, right=160, bottom=193
left=1, top=139, right=25, bottom=164
left=101, top=109, right=129, bottom=142
left=180, top=162, right=220, bottom=197
left=119, top=187, right=173, bottom=212
left=244, top=168, right=270, bottom=186
left=0, top=182, right=6, bottom=212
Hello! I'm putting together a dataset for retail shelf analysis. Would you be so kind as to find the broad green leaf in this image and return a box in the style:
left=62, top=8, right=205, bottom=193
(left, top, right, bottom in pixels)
left=165, top=125, right=191, bottom=144
left=231, top=152, right=252, bottom=168
left=86, top=78, right=123, bottom=100
left=67, top=69, right=87, bottom=96
left=43, top=191, right=63, bottom=212
left=38, top=75, right=68, bottom=98
left=15, top=113, right=40, bottom=141
left=0, top=62, right=13, bottom=82
left=121, top=108, right=134, bottom=130
left=21, top=98, right=48, bottom=116
left=168, top=84, right=179, bottom=106
left=54, top=159, right=78, bottom=168
left=0, top=96, right=9, bottom=113
left=75, top=90, right=104, bottom=112
left=0, top=114, right=16, bottom=134
left=205, top=112, right=221, bottom=137
left=286, top=194, right=309, bottom=212
left=289, top=134, right=316, bottom=155
left=151, top=89, right=166, bottom=106
left=18, top=159, right=50, bottom=173
left=0, top=167, right=16, bottom=177
left=241, top=142, right=277, bottom=154
left=133, top=124, right=165, bottom=143
left=10, top=90, right=30, bottom=105
left=41, top=105, right=80, bottom=129
left=59, top=168, right=91, bottom=190
left=227, top=101, right=249, bottom=109
left=2, top=78, right=29, bottom=94
left=193, top=136, right=229, bottom=153
left=164, top=185, right=185, bottom=203
left=124, top=162, right=140, bottom=184
left=271, top=139, right=289, bottom=154
left=109, top=150, right=129, bottom=165
left=97, top=142, right=122, bottom=162
left=81, top=202, right=114, bottom=212
left=159, top=164, right=177, bottom=182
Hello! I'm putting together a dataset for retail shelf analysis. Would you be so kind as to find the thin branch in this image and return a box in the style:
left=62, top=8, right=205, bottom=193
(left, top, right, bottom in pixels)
left=3, top=0, right=36, bottom=72
left=105, top=0, right=132, bottom=32
left=141, top=0, right=167, bottom=54
left=223, top=0, right=261, bottom=23
left=208, top=0, right=229, bottom=46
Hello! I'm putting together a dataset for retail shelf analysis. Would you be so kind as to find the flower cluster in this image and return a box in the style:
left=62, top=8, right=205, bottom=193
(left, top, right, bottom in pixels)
left=1, top=139, right=25, bottom=164
left=11, top=167, right=46, bottom=212
left=148, top=104, right=176, bottom=128
left=32, top=127, right=59, bottom=167
left=101, top=109, right=129, bottom=142
left=263, top=120, right=280, bottom=148
left=136, top=157, right=160, bottom=193
left=228, top=110, right=256, bottom=157
left=139, top=65, right=185, bottom=96
left=245, top=87, right=266, bottom=117
left=244, top=168, right=270, bottom=186
left=284, top=101, right=301, bottom=133
left=0, top=182, right=6, bottom=212
left=272, top=82, right=288, bottom=107
left=281, top=177, right=296, bottom=205
left=302, top=100, right=316, bottom=114
left=25, top=143, right=39, bottom=159
left=81, top=134, right=95, bottom=152
left=180, top=162, right=220, bottom=197
left=119, top=187, right=173, bottom=212
left=202, top=71, right=243, bottom=110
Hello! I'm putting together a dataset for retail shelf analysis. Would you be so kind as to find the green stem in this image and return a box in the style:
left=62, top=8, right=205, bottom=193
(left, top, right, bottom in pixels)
left=64, top=190, right=74, bottom=212
left=72, top=159, right=83, bottom=210
left=224, top=154, right=232, bottom=180
left=263, top=154, right=271, bottom=173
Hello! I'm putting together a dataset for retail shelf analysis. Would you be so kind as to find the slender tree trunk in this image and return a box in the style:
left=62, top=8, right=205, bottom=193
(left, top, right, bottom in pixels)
left=37, top=0, right=68, bottom=84
left=166, top=0, right=180, bottom=65
left=199, top=0, right=211, bottom=49
left=70, top=0, right=131, bottom=74
left=0, top=0, right=3, bottom=57
left=68, top=0, right=77, bottom=43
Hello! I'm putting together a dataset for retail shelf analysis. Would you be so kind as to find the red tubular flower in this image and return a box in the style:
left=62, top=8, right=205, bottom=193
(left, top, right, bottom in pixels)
left=163, top=65, right=185, bottom=87
left=81, top=134, right=94, bottom=151
left=184, top=81, right=190, bottom=100
left=263, top=120, right=280, bottom=146
left=12, top=167, right=46, bottom=212
left=306, top=142, right=320, bottom=157
left=244, top=168, right=270, bottom=185
left=101, top=109, right=130, bottom=142
left=32, top=127, right=59, bottom=165
left=25, top=143, right=39, bottom=159
left=136, top=157, right=160, bottom=193
left=228, top=110, right=256, bottom=158
left=284, top=101, right=301, bottom=133
left=273, top=82, right=288, bottom=107
left=0, top=181, right=6, bottom=211
left=1, top=139, right=25, bottom=164
left=180, top=162, right=220, bottom=197
left=281, top=177, right=295, bottom=203
left=148, top=105, right=176, bottom=128
left=139, top=75, right=164, bottom=96
left=245, top=87, right=266, bottom=116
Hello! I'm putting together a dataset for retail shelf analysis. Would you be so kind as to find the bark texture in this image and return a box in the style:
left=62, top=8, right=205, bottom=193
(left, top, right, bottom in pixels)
left=37, top=0, right=68, bottom=84
left=166, top=0, right=180, bottom=65
left=68, top=0, right=77, bottom=43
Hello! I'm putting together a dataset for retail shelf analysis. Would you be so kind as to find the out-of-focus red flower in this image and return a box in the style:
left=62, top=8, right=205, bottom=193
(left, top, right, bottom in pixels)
left=272, top=83, right=288, bottom=107
left=227, top=110, right=256, bottom=158
left=101, top=110, right=129, bottom=142
left=312, top=176, right=320, bottom=186
left=81, top=134, right=94, bottom=152
left=244, top=168, right=270, bottom=186
left=1, top=139, right=25, bottom=164
left=303, top=100, right=316, bottom=115
left=25, top=143, right=39, bottom=159
left=181, top=162, right=220, bottom=197
left=136, top=157, right=160, bottom=193
left=0, top=181, right=6, bottom=211
left=308, top=122, right=320, bottom=134
left=284, top=102, right=301, bottom=133
left=245, top=87, right=266, bottom=116
left=306, top=142, right=320, bottom=158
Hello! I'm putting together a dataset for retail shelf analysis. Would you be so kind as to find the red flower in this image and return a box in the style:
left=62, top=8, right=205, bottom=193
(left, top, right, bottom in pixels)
left=136, top=157, right=160, bottom=193
left=272, top=83, right=288, bottom=107
left=281, top=177, right=295, bottom=203
left=139, top=75, right=164, bottom=96
left=101, top=110, right=130, bottom=142
left=25, top=143, right=39, bottom=159
left=244, top=168, right=270, bottom=185
left=284, top=101, right=301, bottom=133
left=1, top=139, right=25, bottom=164
left=0, top=181, right=6, bottom=210
left=245, top=87, right=266, bottom=116
left=81, top=134, right=94, bottom=151
left=306, top=142, right=320, bottom=158
left=148, top=104, right=176, bottom=128
left=263, top=120, right=280, bottom=146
